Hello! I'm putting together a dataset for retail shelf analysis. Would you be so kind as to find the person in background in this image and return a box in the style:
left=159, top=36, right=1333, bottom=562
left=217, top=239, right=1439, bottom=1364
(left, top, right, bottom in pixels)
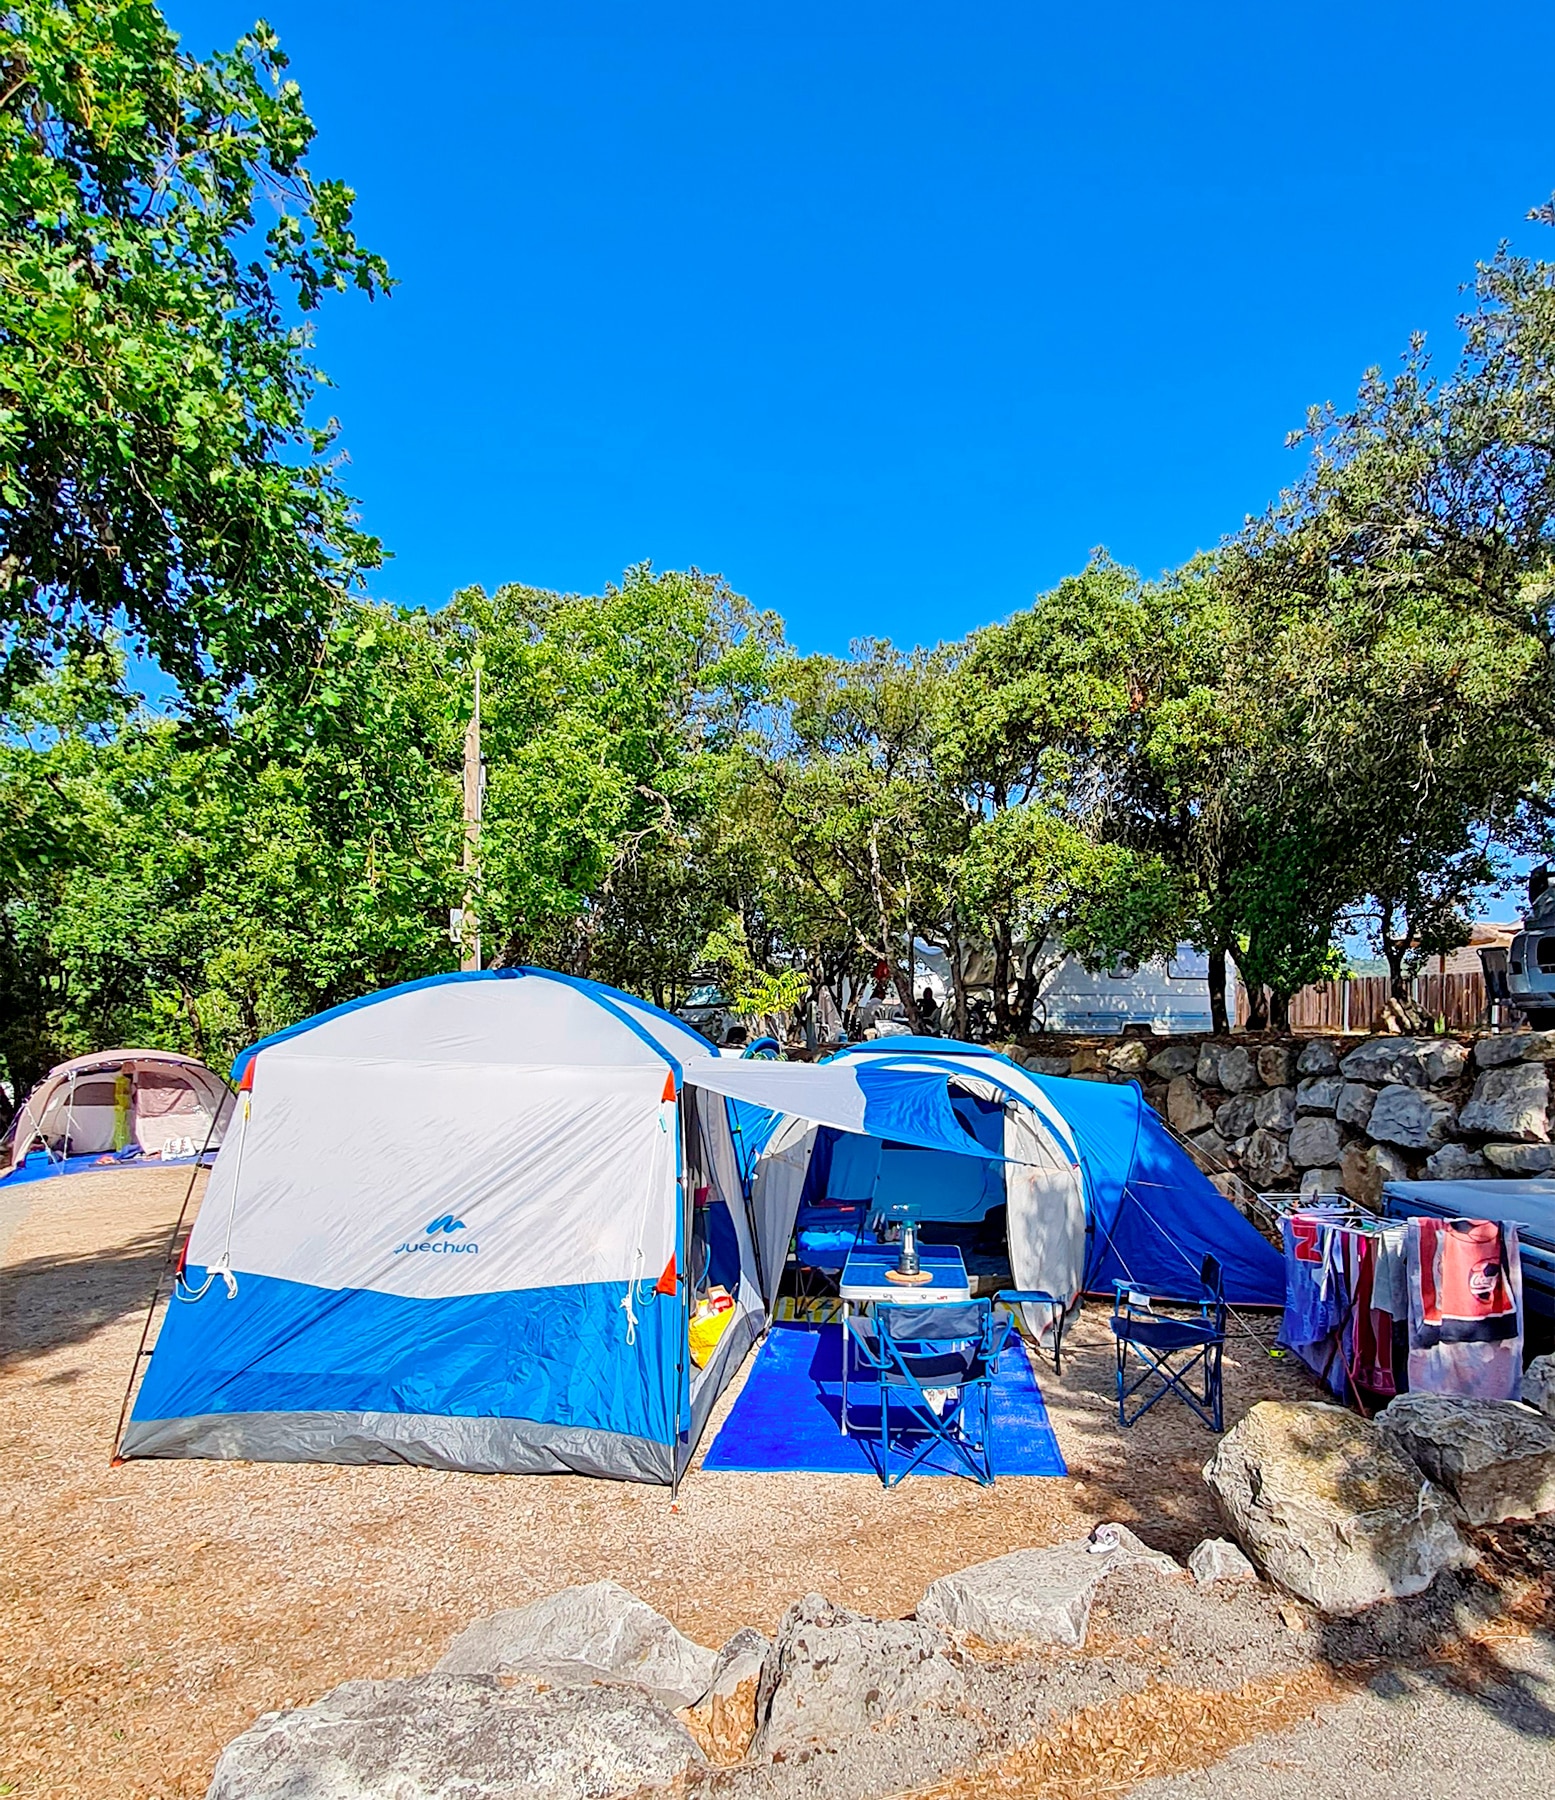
left=918, top=985, right=940, bottom=1033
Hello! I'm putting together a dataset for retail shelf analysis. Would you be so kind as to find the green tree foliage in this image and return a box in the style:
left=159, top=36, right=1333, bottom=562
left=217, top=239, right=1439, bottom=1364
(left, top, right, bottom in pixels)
left=0, top=604, right=460, bottom=1088
left=0, top=1, right=390, bottom=711
left=454, top=565, right=779, bottom=976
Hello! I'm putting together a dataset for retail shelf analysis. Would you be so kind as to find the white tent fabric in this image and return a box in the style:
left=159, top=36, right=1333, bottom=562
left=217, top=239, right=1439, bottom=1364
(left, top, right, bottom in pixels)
left=190, top=1051, right=679, bottom=1299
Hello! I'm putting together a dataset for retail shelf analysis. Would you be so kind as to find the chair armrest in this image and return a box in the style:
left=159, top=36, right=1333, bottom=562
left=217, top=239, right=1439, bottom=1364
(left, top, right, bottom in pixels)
left=995, top=1289, right=1063, bottom=1306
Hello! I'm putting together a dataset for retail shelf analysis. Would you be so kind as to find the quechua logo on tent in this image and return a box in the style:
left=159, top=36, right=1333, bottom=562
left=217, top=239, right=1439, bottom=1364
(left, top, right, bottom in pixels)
left=392, top=1213, right=479, bottom=1256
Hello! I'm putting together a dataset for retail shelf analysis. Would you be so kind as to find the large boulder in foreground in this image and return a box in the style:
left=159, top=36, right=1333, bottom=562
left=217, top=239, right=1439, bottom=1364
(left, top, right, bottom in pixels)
left=753, top=1593, right=961, bottom=1757
left=436, top=1580, right=717, bottom=1710
left=1203, top=1401, right=1472, bottom=1615
left=915, top=1525, right=1179, bottom=1648
left=1377, top=1394, right=1555, bottom=1526
left=205, top=1674, right=703, bottom=1800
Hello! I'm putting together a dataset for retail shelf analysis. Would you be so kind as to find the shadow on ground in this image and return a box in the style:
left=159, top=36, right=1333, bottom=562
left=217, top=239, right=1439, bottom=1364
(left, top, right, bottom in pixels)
left=0, top=1227, right=172, bottom=1370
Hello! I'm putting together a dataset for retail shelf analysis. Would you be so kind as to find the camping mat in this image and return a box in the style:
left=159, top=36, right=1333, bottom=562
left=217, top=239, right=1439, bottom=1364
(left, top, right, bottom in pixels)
left=701, top=1322, right=1066, bottom=1477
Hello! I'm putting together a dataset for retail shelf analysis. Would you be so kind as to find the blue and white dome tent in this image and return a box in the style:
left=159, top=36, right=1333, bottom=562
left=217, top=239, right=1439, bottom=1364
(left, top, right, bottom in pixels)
left=742, top=1037, right=1283, bottom=1342
left=118, top=971, right=1019, bottom=1485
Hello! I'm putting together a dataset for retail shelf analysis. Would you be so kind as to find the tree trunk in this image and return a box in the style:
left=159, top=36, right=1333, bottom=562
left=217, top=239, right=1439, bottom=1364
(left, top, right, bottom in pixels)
left=948, top=926, right=971, bottom=1041
left=1233, top=949, right=1267, bottom=1030
left=1268, top=988, right=1291, bottom=1032
left=991, top=923, right=1013, bottom=1039
left=1379, top=900, right=1409, bottom=1002
left=1208, top=948, right=1229, bottom=1036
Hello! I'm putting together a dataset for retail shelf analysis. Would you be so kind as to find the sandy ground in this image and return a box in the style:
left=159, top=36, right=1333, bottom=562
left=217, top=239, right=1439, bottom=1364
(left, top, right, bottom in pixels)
left=1, top=1165, right=1319, bottom=1799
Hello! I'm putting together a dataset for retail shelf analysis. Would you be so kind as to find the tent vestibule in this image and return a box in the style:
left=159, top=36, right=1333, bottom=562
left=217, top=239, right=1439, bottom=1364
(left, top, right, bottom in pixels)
left=744, top=1039, right=1282, bottom=1338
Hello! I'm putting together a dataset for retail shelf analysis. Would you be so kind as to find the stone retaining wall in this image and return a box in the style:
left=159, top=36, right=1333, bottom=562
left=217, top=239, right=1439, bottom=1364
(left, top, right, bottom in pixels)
left=1001, top=1030, right=1555, bottom=1208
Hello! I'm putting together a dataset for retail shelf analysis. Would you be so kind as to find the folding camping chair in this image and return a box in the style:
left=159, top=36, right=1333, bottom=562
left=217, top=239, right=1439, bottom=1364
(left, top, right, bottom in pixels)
left=792, top=1202, right=865, bottom=1303
left=844, top=1299, right=1012, bottom=1487
left=995, top=1288, right=1069, bottom=1375
left=1110, top=1254, right=1226, bottom=1431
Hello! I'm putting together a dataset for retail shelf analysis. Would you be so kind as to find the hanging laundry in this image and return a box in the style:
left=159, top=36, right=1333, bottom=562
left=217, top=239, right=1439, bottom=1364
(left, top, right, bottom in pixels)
left=1339, top=1230, right=1399, bottom=1401
left=1405, top=1217, right=1523, bottom=1401
left=1279, top=1211, right=1350, bottom=1397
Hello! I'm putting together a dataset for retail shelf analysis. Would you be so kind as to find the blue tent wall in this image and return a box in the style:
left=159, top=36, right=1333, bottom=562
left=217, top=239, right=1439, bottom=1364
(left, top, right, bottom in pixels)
left=1027, top=1072, right=1282, bottom=1304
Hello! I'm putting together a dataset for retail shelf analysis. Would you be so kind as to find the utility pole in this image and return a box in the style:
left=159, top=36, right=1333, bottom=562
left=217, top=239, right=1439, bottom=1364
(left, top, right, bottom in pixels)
left=461, top=662, right=481, bottom=972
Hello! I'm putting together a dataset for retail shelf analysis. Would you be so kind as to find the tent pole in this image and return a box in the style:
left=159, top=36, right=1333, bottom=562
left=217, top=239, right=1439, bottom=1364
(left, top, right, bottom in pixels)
left=110, top=1100, right=226, bottom=1463
left=671, top=1089, right=688, bottom=1498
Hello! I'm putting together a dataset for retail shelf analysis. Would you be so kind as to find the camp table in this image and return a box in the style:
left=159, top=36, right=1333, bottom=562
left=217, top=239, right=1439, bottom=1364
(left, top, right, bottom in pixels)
left=837, top=1243, right=971, bottom=1436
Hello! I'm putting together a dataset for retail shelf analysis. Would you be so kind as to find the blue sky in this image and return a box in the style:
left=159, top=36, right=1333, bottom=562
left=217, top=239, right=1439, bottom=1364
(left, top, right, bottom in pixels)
left=169, top=2, right=1555, bottom=655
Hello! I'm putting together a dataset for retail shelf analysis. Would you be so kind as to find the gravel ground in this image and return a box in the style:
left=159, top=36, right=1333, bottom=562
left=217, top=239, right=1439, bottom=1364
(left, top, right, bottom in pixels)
left=0, top=1164, right=1322, bottom=1798
left=1127, top=1631, right=1555, bottom=1799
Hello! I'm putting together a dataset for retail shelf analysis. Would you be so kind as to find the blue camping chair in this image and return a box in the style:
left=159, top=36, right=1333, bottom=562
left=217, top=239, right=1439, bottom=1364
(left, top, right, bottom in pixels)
left=1110, top=1254, right=1226, bottom=1431
left=995, top=1288, right=1069, bottom=1375
left=844, top=1299, right=1013, bottom=1487
left=793, top=1202, right=865, bottom=1300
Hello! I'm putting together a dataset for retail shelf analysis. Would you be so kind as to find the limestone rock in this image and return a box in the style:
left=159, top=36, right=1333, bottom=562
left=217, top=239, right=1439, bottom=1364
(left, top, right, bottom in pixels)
left=1254, top=1086, right=1297, bottom=1132
left=1299, top=1167, right=1345, bottom=1198
left=1296, top=1039, right=1341, bottom=1076
left=706, top=1628, right=769, bottom=1701
left=436, top=1581, right=717, bottom=1711
left=1104, top=1039, right=1151, bottom=1075
left=1423, top=1040, right=1469, bottom=1084
left=753, top=1594, right=961, bottom=1756
left=1475, top=1033, right=1532, bottom=1069
left=1424, top=1143, right=1490, bottom=1181
left=1069, top=1046, right=1104, bottom=1074
left=1484, top=1142, right=1555, bottom=1174
left=1368, top=1084, right=1456, bottom=1152
left=1459, top=1061, right=1550, bottom=1142
left=1339, top=1037, right=1428, bottom=1088
left=1024, top=1053, right=1073, bottom=1076
left=1187, top=1538, right=1259, bottom=1588
left=1520, top=1030, right=1555, bottom=1061
left=915, top=1527, right=1180, bottom=1649
left=1523, top=1355, right=1555, bottom=1418
left=1196, top=1042, right=1224, bottom=1085
left=1288, top=1114, right=1344, bottom=1169
left=1218, top=1045, right=1260, bottom=1092
left=1295, top=1075, right=1342, bottom=1115
left=1245, top=1127, right=1293, bottom=1188
left=1258, top=1044, right=1295, bottom=1087
left=204, top=1674, right=704, bottom=1800
left=1216, top=1093, right=1259, bottom=1140
left=1147, top=1043, right=1200, bottom=1079
left=1340, top=1141, right=1409, bottom=1208
left=1378, top=1394, right=1555, bottom=1526
left=1335, top=1082, right=1377, bottom=1130
left=1202, top=1401, right=1472, bottom=1614
left=1167, top=1075, right=1214, bottom=1135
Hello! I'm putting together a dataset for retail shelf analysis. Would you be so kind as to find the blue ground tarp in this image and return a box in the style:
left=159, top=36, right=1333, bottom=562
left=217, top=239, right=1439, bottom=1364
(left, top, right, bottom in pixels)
left=701, top=1322, right=1066, bottom=1477
left=0, top=1148, right=214, bottom=1187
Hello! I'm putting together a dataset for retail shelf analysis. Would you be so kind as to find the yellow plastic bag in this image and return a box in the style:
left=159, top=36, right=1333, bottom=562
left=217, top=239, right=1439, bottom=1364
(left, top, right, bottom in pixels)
left=689, top=1288, right=736, bottom=1367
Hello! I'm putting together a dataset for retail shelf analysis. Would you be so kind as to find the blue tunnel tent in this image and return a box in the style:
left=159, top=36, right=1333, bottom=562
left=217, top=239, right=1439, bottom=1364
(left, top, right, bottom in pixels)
left=119, top=973, right=1020, bottom=1486
left=742, top=1038, right=1282, bottom=1317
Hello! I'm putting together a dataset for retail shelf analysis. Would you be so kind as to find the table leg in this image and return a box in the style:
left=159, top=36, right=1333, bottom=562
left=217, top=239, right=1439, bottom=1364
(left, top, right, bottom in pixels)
left=840, top=1299, right=849, bottom=1434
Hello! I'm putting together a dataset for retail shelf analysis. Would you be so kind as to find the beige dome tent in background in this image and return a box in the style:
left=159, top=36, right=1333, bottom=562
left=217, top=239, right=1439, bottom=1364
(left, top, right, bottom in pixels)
left=2, top=1050, right=234, bottom=1173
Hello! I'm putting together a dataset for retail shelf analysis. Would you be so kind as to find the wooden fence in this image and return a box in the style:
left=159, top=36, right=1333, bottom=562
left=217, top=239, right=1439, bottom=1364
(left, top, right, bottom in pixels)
left=1235, top=971, right=1489, bottom=1034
